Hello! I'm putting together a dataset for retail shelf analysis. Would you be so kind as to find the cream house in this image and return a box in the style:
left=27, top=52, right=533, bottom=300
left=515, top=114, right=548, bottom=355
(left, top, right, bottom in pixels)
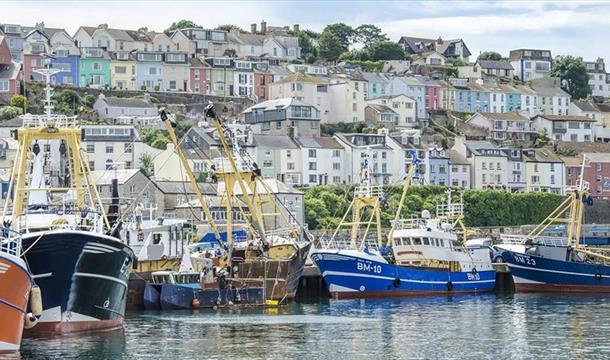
left=367, top=94, right=417, bottom=128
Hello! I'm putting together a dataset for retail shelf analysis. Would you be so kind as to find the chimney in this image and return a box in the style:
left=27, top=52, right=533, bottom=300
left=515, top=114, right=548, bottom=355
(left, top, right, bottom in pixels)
left=293, top=24, right=299, bottom=33
left=261, top=20, right=267, bottom=34
left=35, top=22, right=45, bottom=31
left=98, top=23, right=108, bottom=30
left=251, top=23, right=257, bottom=34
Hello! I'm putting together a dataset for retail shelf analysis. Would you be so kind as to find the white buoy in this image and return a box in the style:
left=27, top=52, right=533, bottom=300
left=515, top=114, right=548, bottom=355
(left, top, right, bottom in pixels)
left=24, top=313, right=38, bottom=329
left=30, top=285, right=43, bottom=317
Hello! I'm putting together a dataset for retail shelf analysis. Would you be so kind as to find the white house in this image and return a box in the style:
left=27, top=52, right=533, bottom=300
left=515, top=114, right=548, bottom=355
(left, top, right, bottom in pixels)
left=93, top=93, right=156, bottom=120
left=366, top=94, right=417, bottom=128
left=532, top=114, right=595, bottom=142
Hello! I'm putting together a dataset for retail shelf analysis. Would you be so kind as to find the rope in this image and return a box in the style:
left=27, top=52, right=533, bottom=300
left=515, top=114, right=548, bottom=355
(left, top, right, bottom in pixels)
left=20, top=231, right=47, bottom=257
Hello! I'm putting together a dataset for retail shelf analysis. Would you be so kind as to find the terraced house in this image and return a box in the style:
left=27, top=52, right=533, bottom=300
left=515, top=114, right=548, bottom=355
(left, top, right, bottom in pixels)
left=109, top=51, right=136, bottom=90
left=163, top=52, right=189, bottom=92
left=204, top=57, right=234, bottom=97
left=135, top=51, right=164, bottom=91
left=170, top=28, right=230, bottom=57
left=79, top=47, right=110, bottom=88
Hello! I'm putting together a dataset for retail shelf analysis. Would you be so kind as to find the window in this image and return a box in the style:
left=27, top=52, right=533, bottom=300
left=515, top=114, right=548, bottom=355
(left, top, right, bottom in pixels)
left=89, top=161, right=95, bottom=170
left=194, top=69, right=200, bottom=80
left=169, top=80, right=177, bottom=90
left=597, top=163, right=603, bottom=172
left=0, top=80, right=8, bottom=92
left=125, top=161, right=132, bottom=169
left=276, top=121, right=282, bottom=129
left=149, top=67, right=157, bottom=75
left=115, top=66, right=127, bottom=74
left=287, top=162, right=295, bottom=170
left=129, top=185, right=137, bottom=194
left=333, top=150, right=340, bottom=157
left=263, top=160, right=273, bottom=168
left=309, top=149, right=317, bottom=158
left=309, top=175, right=317, bottom=183
left=569, top=121, right=580, bottom=129
left=105, top=143, right=114, bottom=153
left=551, top=175, right=555, bottom=185
left=570, top=134, right=578, bottom=141
left=93, top=62, right=101, bottom=71
left=333, top=163, right=340, bottom=170
left=309, top=162, right=317, bottom=170
left=124, top=143, right=132, bottom=153
left=86, top=144, right=95, bottom=153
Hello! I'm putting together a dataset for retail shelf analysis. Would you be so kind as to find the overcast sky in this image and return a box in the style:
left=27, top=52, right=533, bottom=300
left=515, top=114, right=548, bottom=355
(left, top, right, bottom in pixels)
left=3, top=0, right=610, bottom=61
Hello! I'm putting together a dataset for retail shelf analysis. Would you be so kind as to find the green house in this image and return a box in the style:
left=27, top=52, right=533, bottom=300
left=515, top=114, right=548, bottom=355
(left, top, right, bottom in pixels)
left=79, top=47, right=111, bottom=89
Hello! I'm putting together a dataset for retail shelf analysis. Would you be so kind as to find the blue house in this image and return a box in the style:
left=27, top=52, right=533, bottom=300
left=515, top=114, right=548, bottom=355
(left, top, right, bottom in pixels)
left=388, top=76, right=426, bottom=120
left=501, top=84, right=522, bottom=111
left=361, top=72, right=389, bottom=100
left=469, top=83, right=490, bottom=113
left=135, top=52, right=164, bottom=91
left=49, top=51, right=79, bottom=86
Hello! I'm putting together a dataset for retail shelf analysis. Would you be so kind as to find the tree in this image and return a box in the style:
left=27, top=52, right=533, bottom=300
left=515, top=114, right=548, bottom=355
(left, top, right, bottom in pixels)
left=83, top=95, right=96, bottom=108
left=10, top=95, right=27, bottom=111
left=0, top=106, right=23, bottom=120
left=223, top=48, right=237, bottom=57
left=318, top=29, right=344, bottom=61
left=478, top=51, right=503, bottom=61
left=164, top=20, right=201, bottom=34
left=323, top=23, right=355, bottom=52
left=139, top=153, right=154, bottom=177
left=550, top=55, right=591, bottom=100
left=143, top=129, right=170, bottom=150
left=215, top=24, right=246, bottom=33
left=366, top=41, right=406, bottom=61
left=295, top=31, right=317, bottom=63
left=355, top=24, right=388, bottom=47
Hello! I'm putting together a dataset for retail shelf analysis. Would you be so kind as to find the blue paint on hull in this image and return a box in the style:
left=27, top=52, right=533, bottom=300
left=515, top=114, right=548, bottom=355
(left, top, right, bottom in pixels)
left=311, top=251, right=495, bottom=298
left=159, top=284, right=265, bottom=310
left=501, top=249, right=610, bottom=291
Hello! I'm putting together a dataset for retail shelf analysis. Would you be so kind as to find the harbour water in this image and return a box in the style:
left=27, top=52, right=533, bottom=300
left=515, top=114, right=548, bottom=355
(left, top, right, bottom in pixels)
left=11, top=293, right=610, bottom=359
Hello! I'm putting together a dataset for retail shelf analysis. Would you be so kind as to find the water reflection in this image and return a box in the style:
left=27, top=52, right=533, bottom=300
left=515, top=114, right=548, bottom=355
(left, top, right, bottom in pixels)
left=16, top=294, right=610, bottom=360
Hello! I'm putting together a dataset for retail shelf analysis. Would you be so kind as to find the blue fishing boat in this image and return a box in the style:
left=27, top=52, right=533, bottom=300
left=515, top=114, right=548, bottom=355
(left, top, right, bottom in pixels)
left=311, top=152, right=495, bottom=299
left=496, top=158, right=610, bottom=292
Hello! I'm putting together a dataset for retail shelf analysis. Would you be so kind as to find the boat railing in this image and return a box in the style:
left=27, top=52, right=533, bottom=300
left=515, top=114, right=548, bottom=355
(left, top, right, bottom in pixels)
left=436, top=202, right=464, bottom=219
left=213, top=156, right=252, bottom=174
left=21, top=113, right=78, bottom=128
left=15, top=208, right=105, bottom=233
left=500, top=234, right=568, bottom=247
left=354, top=185, right=383, bottom=199
left=0, top=227, right=23, bottom=257
left=394, top=217, right=427, bottom=230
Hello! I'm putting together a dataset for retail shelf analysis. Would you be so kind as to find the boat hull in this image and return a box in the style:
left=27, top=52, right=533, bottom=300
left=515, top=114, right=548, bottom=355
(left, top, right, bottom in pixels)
left=501, top=249, right=610, bottom=293
left=237, top=242, right=311, bottom=302
left=311, top=250, right=496, bottom=299
left=159, top=283, right=265, bottom=310
left=21, top=230, right=135, bottom=336
left=143, top=283, right=161, bottom=310
left=0, top=253, right=32, bottom=352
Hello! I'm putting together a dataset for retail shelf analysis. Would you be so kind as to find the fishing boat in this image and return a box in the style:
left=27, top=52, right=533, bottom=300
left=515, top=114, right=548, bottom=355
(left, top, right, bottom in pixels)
left=0, top=227, right=40, bottom=351
left=1, top=68, right=135, bottom=336
left=142, top=105, right=311, bottom=309
left=311, top=152, right=495, bottom=299
left=496, top=157, right=610, bottom=292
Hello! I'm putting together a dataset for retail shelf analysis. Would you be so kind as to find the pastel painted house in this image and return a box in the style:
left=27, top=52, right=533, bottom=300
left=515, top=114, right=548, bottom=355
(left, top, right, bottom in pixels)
left=0, top=35, right=22, bottom=97
left=367, top=94, right=417, bottom=128
left=388, top=76, right=426, bottom=121
left=135, top=52, right=164, bottom=91
left=467, top=111, right=537, bottom=143
left=0, top=24, right=28, bottom=62
left=189, top=57, right=211, bottom=94
left=163, top=52, right=190, bottom=92
left=48, top=29, right=80, bottom=86
left=79, top=47, right=111, bottom=88
left=109, top=51, right=136, bottom=90
left=22, top=27, right=51, bottom=82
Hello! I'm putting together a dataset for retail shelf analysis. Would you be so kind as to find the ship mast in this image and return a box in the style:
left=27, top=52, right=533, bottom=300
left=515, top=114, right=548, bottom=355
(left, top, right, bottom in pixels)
left=2, top=65, right=109, bottom=231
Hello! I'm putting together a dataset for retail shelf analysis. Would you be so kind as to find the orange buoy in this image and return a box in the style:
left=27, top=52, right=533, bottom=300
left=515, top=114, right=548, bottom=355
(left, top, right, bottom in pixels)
left=192, top=298, right=200, bottom=308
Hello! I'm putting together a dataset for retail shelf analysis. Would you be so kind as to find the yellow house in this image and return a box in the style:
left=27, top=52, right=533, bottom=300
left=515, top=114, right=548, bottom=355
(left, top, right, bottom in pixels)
left=110, top=51, right=137, bottom=90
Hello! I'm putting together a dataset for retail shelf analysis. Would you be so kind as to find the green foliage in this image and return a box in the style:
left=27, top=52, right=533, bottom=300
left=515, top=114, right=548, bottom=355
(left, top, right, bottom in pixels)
left=83, top=95, right=96, bottom=108
left=165, top=20, right=201, bottom=34
left=138, top=153, right=154, bottom=177
left=0, top=106, right=23, bottom=120
left=303, top=185, right=563, bottom=230
left=354, top=24, right=388, bottom=47
left=10, top=95, right=27, bottom=110
left=550, top=55, right=591, bottom=100
left=478, top=51, right=503, bottom=61
left=215, top=24, right=246, bottom=33
left=318, top=29, right=345, bottom=61
left=451, top=59, right=469, bottom=66
left=294, top=31, right=317, bottom=63
left=554, top=144, right=577, bottom=156
left=320, top=122, right=366, bottom=135
left=447, top=67, right=458, bottom=78
left=51, top=89, right=81, bottom=114
left=323, top=23, right=355, bottom=51
left=365, top=41, right=406, bottom=61
left=223, top=48, right=237, bottom=57
left=143, top=129, right=170, bottom=150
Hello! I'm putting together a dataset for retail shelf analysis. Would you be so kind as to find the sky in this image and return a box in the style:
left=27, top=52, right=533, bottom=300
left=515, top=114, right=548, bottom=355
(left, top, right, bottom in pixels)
left=3, top=0, right=610, bottom=61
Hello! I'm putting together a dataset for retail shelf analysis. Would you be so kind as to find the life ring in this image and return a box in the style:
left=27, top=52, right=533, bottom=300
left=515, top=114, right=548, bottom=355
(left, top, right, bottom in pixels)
left=393, top=278, right=401, bottom=288
left=595, top=273, right=603, bottom=280
left=446, top=281, right=453, bottom=291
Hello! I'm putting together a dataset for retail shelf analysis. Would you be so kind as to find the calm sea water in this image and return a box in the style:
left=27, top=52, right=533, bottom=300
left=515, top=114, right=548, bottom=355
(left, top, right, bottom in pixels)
left=12, top=294, right=610, bottom=360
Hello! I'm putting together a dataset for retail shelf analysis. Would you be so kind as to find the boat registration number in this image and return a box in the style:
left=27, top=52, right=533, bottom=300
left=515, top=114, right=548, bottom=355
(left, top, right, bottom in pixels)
left=357, top=261, right=382, bottom=274
left=513, top=254, right=537, bottom=266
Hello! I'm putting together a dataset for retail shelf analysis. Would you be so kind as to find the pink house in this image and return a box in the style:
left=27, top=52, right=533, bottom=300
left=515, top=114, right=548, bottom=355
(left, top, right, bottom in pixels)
left=418, top=77, right=441, bottom=110
left=189, top=57, right=211, bottom=94
left=467, top=110, right=537, bottom=143
left=0, top=35, right=22, bottom=98
left=563, top=153, right=610, bottom=199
